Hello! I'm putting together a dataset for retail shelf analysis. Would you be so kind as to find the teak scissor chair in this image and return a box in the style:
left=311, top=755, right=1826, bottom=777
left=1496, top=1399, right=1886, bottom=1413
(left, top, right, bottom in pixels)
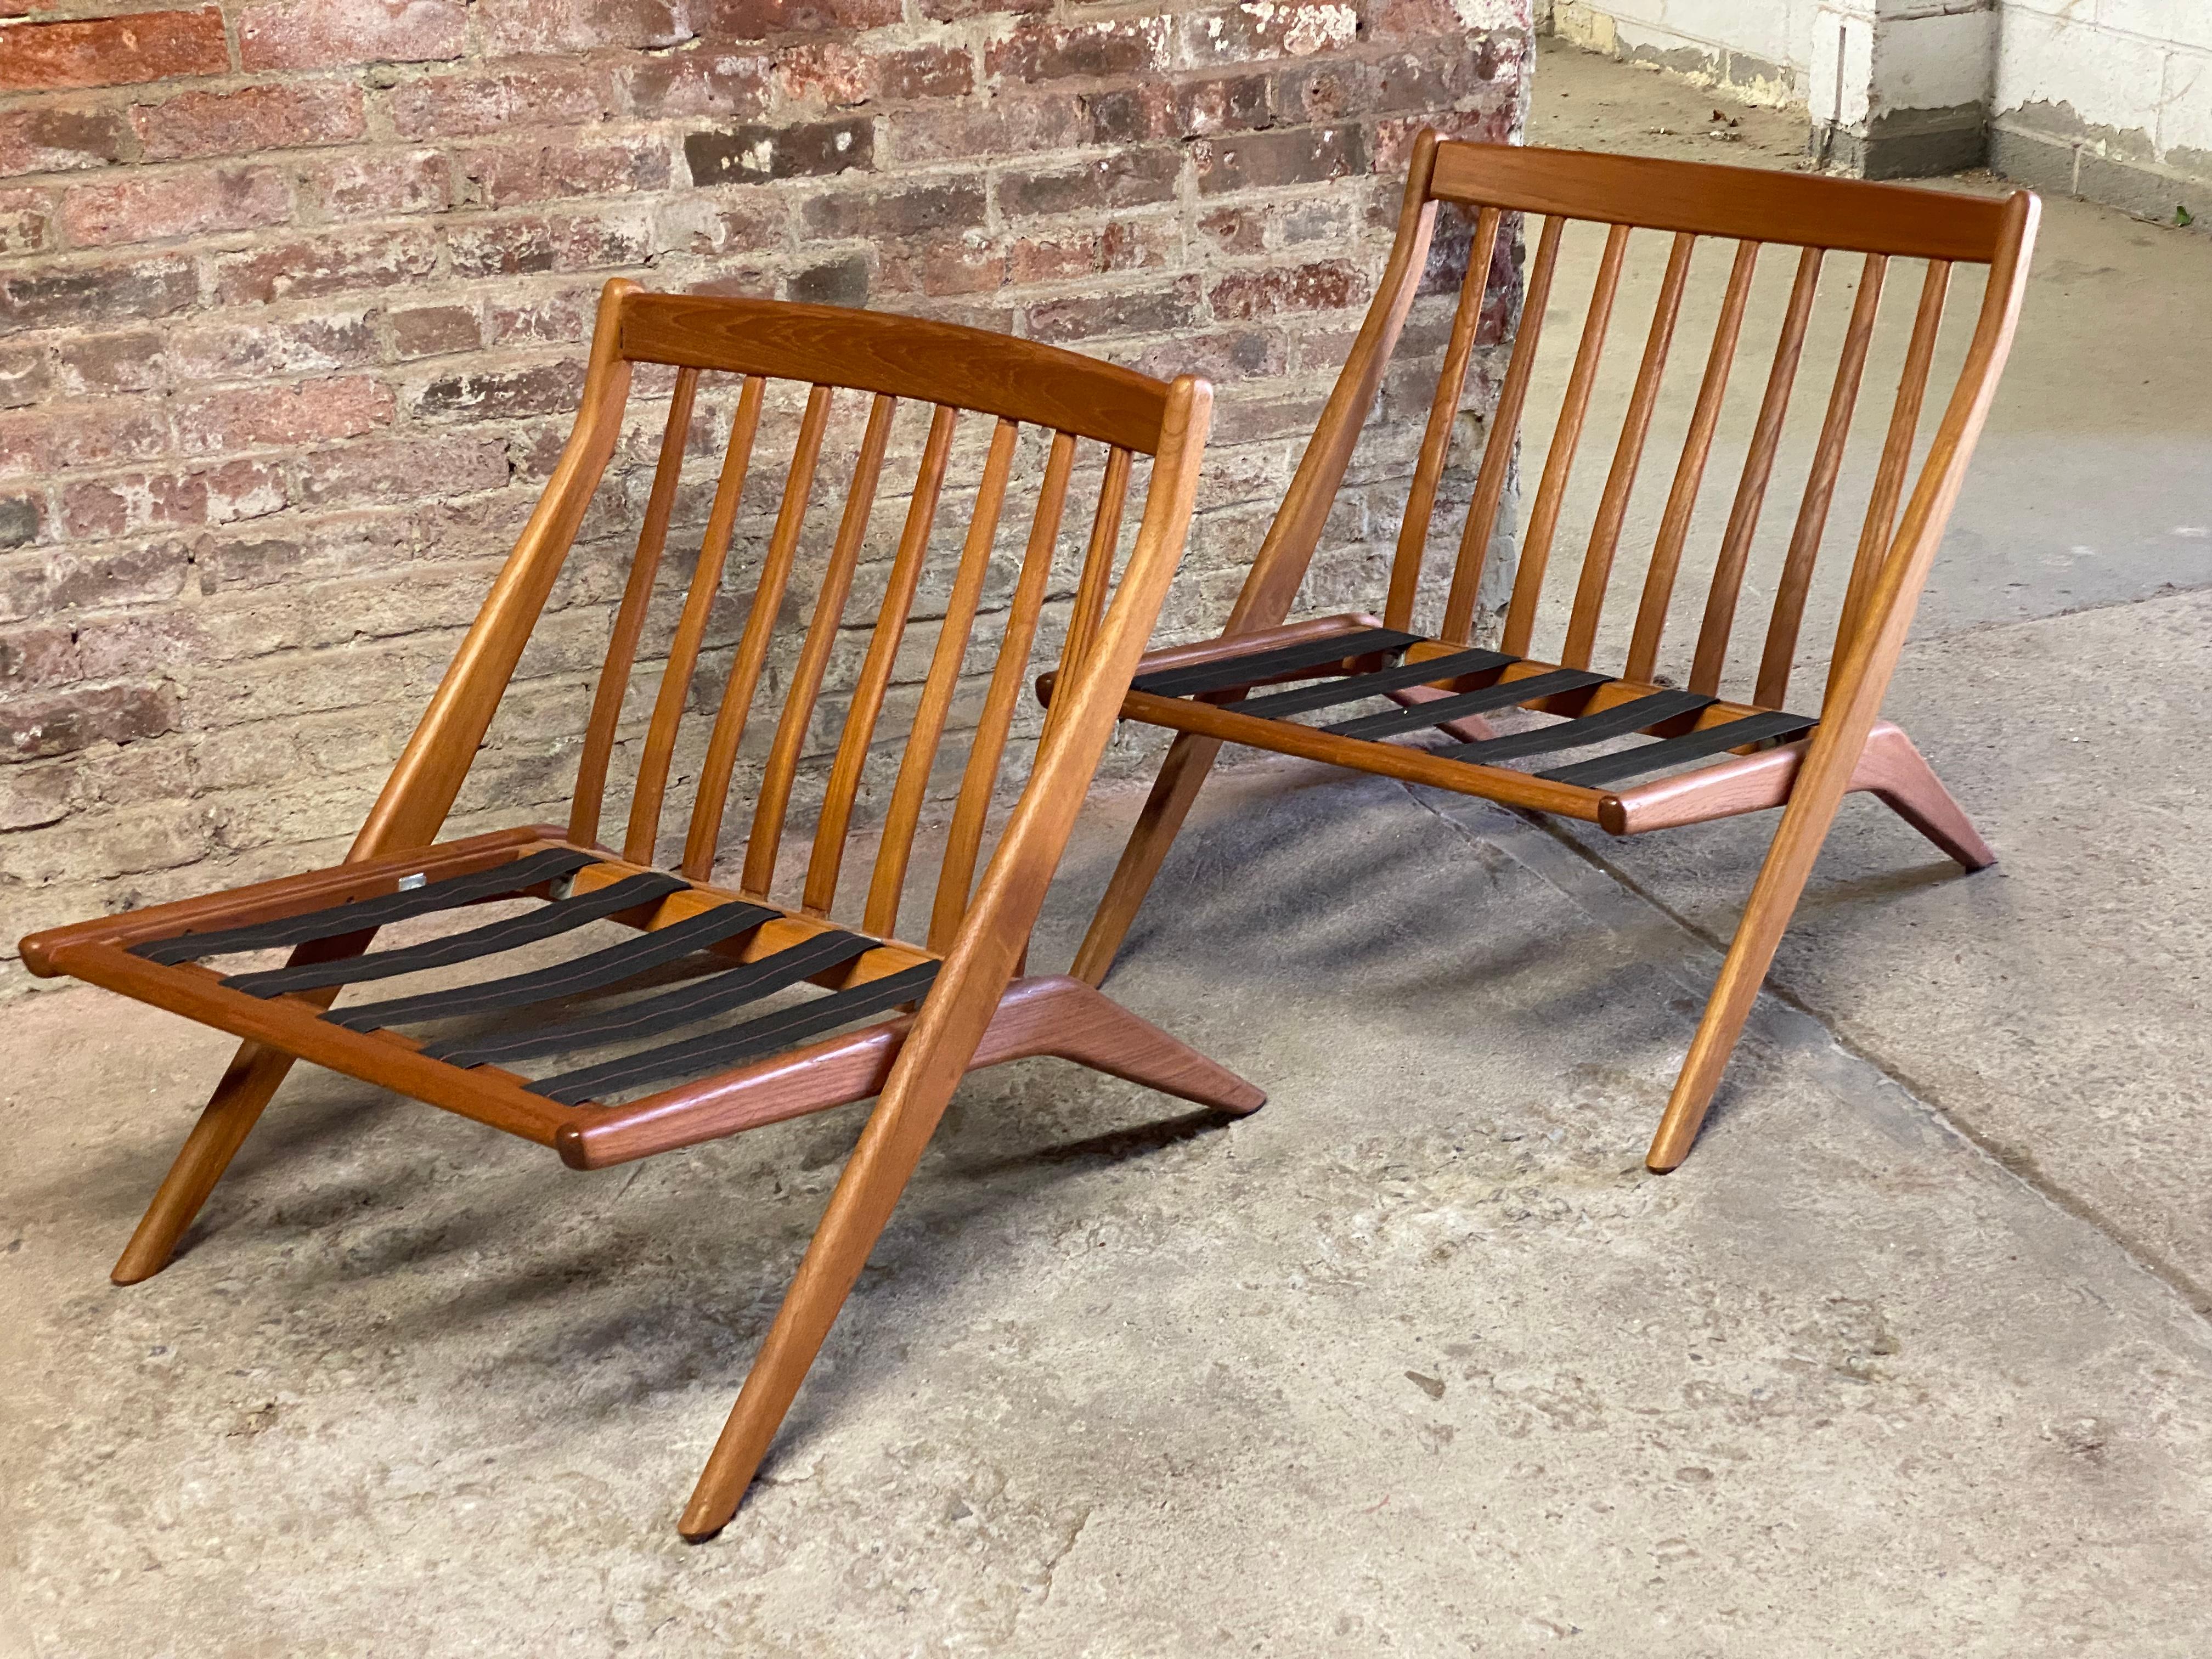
left=20, top=281, right=1257, bottom=1539
left=1061, top=133, right=2036, bottom=1172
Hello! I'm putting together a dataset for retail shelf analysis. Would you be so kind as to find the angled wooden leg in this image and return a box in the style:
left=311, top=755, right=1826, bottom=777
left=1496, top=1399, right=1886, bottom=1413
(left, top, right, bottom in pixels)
left=1858, top=722, right=1995, bottom=870
left=112, top=1040, right=298, bottom=1285
left=1029, top=977, right=1265, bottom=1114
left=1073, top=731, right=1224, bottom=986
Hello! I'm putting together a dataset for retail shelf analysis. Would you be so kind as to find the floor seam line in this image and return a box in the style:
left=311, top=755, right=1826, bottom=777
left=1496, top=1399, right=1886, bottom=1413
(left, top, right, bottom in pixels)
left=1398, top=778, right=2212, bottom=1328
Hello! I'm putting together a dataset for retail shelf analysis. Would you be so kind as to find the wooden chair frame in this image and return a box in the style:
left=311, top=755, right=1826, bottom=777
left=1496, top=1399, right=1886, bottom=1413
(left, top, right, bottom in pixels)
left=20, top=280, right=1258, bottom=1540
left=1060, top=133, right=2038, bottom=1172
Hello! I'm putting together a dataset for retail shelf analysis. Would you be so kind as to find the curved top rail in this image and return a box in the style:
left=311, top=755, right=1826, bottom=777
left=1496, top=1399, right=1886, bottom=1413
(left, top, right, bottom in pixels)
left=1430, top=141, right=2023, bottom=264
left=618, top=292, right=1173, bottom=454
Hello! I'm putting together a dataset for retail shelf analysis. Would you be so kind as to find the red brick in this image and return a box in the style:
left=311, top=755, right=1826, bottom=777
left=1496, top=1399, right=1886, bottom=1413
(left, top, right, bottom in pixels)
left=445, top=210, right=652, bottom=278
left=878, top=234, right=1001, bottom=298
left=132, top=82, right=367, bottom=161
left=1177, top=3, right=1355, bottom=68
left=1194, top=123, right=1364, bottom=194
left=174, top=376, right=393, bottom=455
left=295, top=433, right=511, bottom=508
left=0, top=104, right=132, bottom=178
left=62, top=163, right=291, bottom=246
left=2, top=684, right=177, bottom=761
left=408, top=359, right=583, bottom=421
left=1132, top=326, right=1284, bottom=385
left=623, top=50, right=769, bottom=119
left=0, top=493, right=43, bottom=547
left=0, top=8, right=225, bottom=93
left=1369, top=105, right=1513, bottom=173
left=165, top=311, right=378, bottom=380
left=776, top=41, right=871, bottom=108
left=653, top=191, right=785, bottom=257
left=1007, top=218, right=1173, bottom=283
left=1197, top=203, right=1266, bottom=253
left=879, top=43, right=972, bottom=101
left=1208, top=258, right=1364, bottom=320
left=0, top=400, right=167, bottom=472
left=0, top=341, right=48, bottom=409
left=209, top=227, right=437, bottom=304
left=53, top=329, right=168, bottom=395
left=922, top=0, right=1045, bottom=19
left=0, top=252, right=196, bottom=329
left=803, top=179, right=984, bottom=240
left=238, top=0, right=467, bottom=71
left=1175, top=75, right=1269, bottom=137
left=388, top=303, right=480, bottom=359
left=1025, top=277, right=1199, bottom=344
left=689, top=0, right=899, bottom=37
left=893, top=93, right=1083, bottom=163
left=304, top=148, right=452, bottom=219
left=384, top=63, right=617, bottom=140
left=477, top=0, right=687, bottom=53
left=60, top=459, right=284, bottom=537
left=985, top=19, right=1167, bottom=84
left=44, top=534, right=192, bottom=610
left=1080, top=84, right=1173, bottom=145
left=995, top=145, right=1178, bottom=218
left=0, top=186, right=54, bottom=255
left=484, top=284, right=597, bottom=345
left=456, top=134, right=670, bottom=208
left=685, top=117, right=872, bottom=185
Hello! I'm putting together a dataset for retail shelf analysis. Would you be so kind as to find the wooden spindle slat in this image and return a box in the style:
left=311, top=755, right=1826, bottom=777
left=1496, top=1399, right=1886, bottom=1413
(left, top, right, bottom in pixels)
left=1832, top=258, right=1951, bottom=695
left=927, top=428, right=1076, bottom=951
left=1500, top=220, right=1632, bottom=659
left=1059, top=445, right=1132, bottom=691
left=1756, top=252, right=1887, bottom=709
left=1626, top=239, right=1760, bottom=685
left=623, top=374, right=765, bottom=865
left=862, top=417, right=1020, bottom=939
left=567, top=367, right=699, bottom=849
left=1688, top=244, right=1824, bottom=697
left=739, top=392, right=898, bottom=898
left=1441, top=213, right=1565, bottom=645
left=1385, top=205, right=1503, bottom=634
left=799, top=404, right=959, bottom=918
left=680, top=383, right=834, bottom=881
left=1561, top=230, right=1695, bottom=670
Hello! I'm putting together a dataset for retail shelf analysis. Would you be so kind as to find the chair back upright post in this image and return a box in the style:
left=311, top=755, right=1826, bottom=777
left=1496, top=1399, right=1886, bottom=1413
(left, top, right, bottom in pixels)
left=1224, top=138, right=2038, bottom=729
left=350, top=283, right=1205, bottom=953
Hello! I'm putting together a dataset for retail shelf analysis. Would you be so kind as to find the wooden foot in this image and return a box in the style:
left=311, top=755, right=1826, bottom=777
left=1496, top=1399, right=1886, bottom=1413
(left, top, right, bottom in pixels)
left=1858, top=722, right=1995, bottom=871
left=112, top=1040, right=298, bottom=1285
left=1072, top=731, right=1223, bottom=987
left=1031, top=978, right=1265, bottom=1114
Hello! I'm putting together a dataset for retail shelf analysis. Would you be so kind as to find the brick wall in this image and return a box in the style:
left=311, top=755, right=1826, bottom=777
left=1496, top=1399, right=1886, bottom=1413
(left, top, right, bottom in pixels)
left=0, top=0, right=1530, bottom=991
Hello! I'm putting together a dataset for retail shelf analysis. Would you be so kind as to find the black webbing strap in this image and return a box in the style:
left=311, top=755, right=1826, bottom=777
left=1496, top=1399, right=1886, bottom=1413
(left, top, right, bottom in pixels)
left=1541, top=709, right=1818, bottom=788
left=1131, top=628, right=1419, bottom=699
left=132, top=847, right=596, bottom=965
left=1325, top=667, right=1611, bottom=741
left=428, top=928, right=878, bottom=1071
left=325, top=897, right=778, bottom=1033
left=1443, top=688, right=1718, bottom=768
left=1233, top=646, right=1518, bottom=723
left=529, top=960, right=943, bottom=1107
left=221, top=870, right=686, bottom=999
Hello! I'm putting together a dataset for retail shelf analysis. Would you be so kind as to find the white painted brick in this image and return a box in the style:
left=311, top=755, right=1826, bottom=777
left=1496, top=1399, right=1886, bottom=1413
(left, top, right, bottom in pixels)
left=2100, top=0, right=2212, bottom=58
left=1872, top=5, right=1993, bottom=111
left=2158, top=46, right=2212, bottom=160
left=1994, top=8, right=2169, bottom=138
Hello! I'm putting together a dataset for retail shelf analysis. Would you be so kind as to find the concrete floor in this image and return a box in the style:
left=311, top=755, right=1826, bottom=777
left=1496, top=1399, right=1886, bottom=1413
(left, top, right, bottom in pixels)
left=7, top=40, right=2212, bottom=1656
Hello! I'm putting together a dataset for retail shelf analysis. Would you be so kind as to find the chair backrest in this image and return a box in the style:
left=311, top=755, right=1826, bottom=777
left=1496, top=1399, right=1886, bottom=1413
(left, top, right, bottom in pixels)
left=1231, top=134, right=2038, bottom=719
left=355, top=281, right=1211, bottom=949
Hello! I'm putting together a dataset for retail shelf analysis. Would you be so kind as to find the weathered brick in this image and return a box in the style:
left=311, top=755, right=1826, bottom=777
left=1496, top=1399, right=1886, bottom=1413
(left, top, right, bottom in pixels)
left=1025, top=278, right=1200, bottom=344
left=1007, top=218, right=1173, bottom=283
left=685, top=117, right=872, bottom=185
left=384, top=64, right=616, bottom=140
left=174, top=376, right=394, bottom=455
left=209, top=227, right=438, bottom=304
left=52, top=329, right=166, bottom=397
left=689, top=0, right=900, bottom=37
left=788, top=255, right=868, bottom=307
left=1195, top=123, right=1365, bottom=194
left=2, top=684, right=177, bottom=761
left=457, top=134, right=672, bottom=208
left=0, top=495, right=45, bottom=549
left=1081, top=86, right=1172, bottom=145
left=623, top=50, right=770, bottom=120
left=238, top=0, right=469, bottom=71
left=132, top=83, right=368, bottom=161
left=444, top=210, right=652, bottom=277
left=0, top=252, right=197, bottom=330
left=893, top=93, right=1083, bottom=163
left=921, top=0, right=1046, bottom=20
left=164, top=310, right=380, bottom=381
left=985, top=19, right=1166, bottom=84
left=477, top=0, right=688, bottom=54
left=880, top=43, right=973, bottom=102
left=0, top=341, right=49, bottom=409
left=994, top=145, right=1178, bottom=218
left=44, top=535, right=192, bottom=610
left=1176, top=75, right=1271, bottom=137
left=61, top=163, right=292, bottom=247
left=0, top=400, right=167, bottom=473
left=878, top=233, right=1002, bottom=298
left=0, top=104, right=132, bottom=178
left=0, top=8, right=226, bottom=92
left=654, top=190, right=785, bottom=257
left=803, top=179, right=984, bottom=240
left=1197, top=202, right=1266, bottom=253
left=0, top=761, right=73, bottom=832
left=484, top=284, right=598, bottom=345
left=1209, top=258, right=1365, bottom=320
left=776, top=41, right=871, bottom=108
left=295, top=433, right=510, bottom=507
left=409, top=359, right=584, bottom=422
left=1178, top=3, right=1356, bottom=69
left=303, top=148, right=452, bottom=219
left=389, top=303, right=481, bottom=359
left=0, top=186, right=54, bottom=255
left=60, top=459, right=285, bottom=537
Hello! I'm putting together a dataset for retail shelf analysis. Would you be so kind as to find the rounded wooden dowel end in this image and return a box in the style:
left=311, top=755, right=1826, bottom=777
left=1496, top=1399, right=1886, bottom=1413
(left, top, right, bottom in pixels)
left=676, top=1509, right=730, bottom=1545
left=110, top=1243, right=172, bottom=1286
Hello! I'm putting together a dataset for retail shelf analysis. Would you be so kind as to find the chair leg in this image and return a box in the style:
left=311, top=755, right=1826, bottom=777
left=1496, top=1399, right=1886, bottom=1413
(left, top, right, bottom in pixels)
left=1073, top=731, right=1224, bottom=986
left=112, top=1040, right=298, bottom=1285
left=1859, top=723, right=1995, bottom=871
left=1031, top=978, right=1265, bottom=1114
